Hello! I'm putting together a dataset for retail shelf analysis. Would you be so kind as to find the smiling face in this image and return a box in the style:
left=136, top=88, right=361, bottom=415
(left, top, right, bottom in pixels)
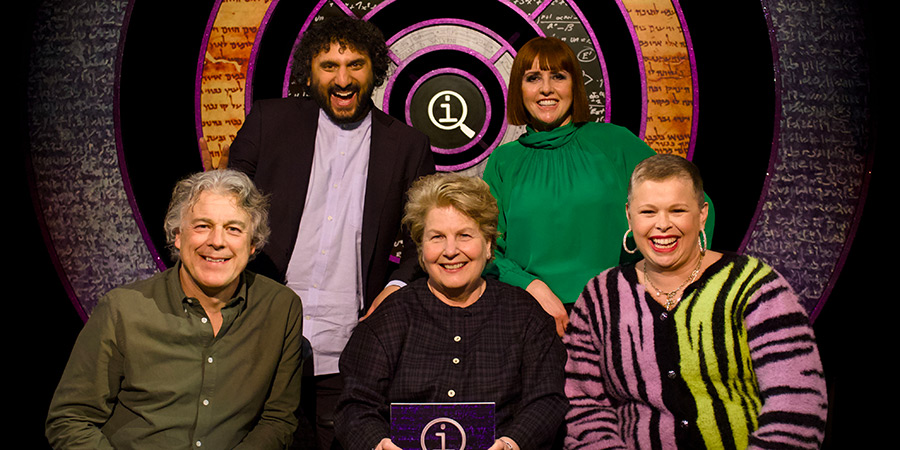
left=627, top=176, right=708, bottom=275
left=308, top=42, right=375, bottom=123
left=521, top=57, right=574, bottom=131
left=421, top=206, right=491, bottom=306
left=175, top=191, right=255, bottom=301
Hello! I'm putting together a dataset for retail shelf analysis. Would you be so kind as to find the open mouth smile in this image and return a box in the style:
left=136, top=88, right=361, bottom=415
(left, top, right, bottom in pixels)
left=330, top=87, right=359, bottom=107
left=650, top=236, right=678, bottom=251
left=203, top=256, right=231, bottom=263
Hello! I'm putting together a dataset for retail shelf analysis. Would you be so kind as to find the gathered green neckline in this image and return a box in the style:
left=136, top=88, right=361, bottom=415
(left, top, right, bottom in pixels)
left=518, top=122, right=582, bottom=149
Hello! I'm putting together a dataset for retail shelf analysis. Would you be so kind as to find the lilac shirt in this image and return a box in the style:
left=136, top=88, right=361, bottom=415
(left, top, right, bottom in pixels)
left=285, top=110, right=371, bottom=375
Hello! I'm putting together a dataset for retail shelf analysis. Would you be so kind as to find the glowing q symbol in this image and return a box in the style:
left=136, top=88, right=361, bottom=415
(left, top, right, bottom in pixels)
left=428, top=90, right=476, bottom=139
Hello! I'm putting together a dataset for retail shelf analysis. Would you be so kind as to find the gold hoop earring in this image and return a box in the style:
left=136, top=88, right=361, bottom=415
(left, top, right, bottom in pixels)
left=623, top=228, right=637, bottom=254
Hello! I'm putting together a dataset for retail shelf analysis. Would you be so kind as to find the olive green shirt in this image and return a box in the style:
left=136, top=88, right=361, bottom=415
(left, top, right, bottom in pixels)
left=46, top=266, right=303, bottom=449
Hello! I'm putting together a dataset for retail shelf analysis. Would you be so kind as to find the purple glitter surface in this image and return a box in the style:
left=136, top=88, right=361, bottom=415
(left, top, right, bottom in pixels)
left=391, top=403, right=495, bottom=450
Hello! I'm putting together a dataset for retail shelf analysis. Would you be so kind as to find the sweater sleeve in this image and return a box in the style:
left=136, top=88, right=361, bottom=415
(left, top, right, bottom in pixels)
left=562, top=274, right=628, bottom=449
left=744, top=267, right=828, bottom=449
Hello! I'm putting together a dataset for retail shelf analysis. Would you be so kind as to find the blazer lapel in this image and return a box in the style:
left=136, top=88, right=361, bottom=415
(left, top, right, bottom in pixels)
left=287, top=99, right=319, bottom=226
left=361, top=109, right=399, bottom=278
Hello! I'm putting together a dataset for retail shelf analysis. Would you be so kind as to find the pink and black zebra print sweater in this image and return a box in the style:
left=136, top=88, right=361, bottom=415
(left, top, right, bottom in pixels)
left=563, top=253, right=827, bottom=449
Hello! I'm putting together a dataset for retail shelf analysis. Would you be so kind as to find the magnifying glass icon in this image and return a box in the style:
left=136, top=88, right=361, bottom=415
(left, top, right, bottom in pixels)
left=428, top=90, right=476, bottom=139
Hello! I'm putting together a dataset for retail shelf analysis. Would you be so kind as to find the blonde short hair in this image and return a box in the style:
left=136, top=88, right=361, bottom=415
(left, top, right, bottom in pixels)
left=628, top=154, right=705, bottom=206
left=403, top=173, right=499, bottom=266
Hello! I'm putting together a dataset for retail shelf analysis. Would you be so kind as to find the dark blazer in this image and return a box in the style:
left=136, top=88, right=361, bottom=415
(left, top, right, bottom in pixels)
left=229, top=97, right=436, bottom=310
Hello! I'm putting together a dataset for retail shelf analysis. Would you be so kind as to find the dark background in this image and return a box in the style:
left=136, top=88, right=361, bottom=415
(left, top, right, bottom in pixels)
left=17, top=0, right=883, bottom=447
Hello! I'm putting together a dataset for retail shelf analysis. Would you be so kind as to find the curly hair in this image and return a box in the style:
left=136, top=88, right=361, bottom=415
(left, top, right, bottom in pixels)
left=291, top=16, right=390, bottom=96
left=164, top=170, right=271, bottom=261
left=402, top=173, right=499, bottom=269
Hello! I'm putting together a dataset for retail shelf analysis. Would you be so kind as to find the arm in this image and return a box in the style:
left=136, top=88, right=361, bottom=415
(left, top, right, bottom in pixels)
left=744, top=269, right=827, bottom=449
left=361, top=284, right=400, bottom=320
left=386, top=134, right=435, bottom=287
left=234, top=295, right=304, bottom=449
left=482, top=153, right=569, bottom=335
left=45, top=298, right=121, bottom=449
left=365, top=134, right=434, bottom=317
left=227, top=100, right=264, bottom=177
left=501, top=302, right=568, bottom=449
left=526, top=279, right=568, bottom=337
left=334, top=321, right=396, bottom=449
left=481, top=153, right=538, bottom=290
left=562, top=284, right=628, bottom=449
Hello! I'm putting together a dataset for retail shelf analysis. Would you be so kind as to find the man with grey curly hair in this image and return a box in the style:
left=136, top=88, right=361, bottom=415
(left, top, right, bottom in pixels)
left=47, top=170, right=304, bottom=449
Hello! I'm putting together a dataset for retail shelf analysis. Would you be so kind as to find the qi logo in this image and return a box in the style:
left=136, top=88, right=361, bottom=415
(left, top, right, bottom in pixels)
left=428, top=90, right=476, bottom=139
left=419, top=417, right=467, bottom=450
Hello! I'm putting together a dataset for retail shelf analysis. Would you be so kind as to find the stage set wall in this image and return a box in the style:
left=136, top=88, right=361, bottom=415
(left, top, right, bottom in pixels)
left=16, top=0, right=883, bottom=447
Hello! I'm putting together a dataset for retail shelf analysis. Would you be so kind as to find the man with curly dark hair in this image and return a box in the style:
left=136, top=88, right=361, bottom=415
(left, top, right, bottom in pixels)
left=220, top=15, right=435, bottom=450
left=290, top=15, right=391, bottom=115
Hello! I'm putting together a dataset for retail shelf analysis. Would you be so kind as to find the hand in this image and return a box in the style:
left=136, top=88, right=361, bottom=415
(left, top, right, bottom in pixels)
left=360, top=285, right=401, bottom=321
left=375, top=438, right=402, bottom=450
left=488, top=437, right=520, bottom=450
left=199, top=137, right=229, bottom=170
left=526, top=279, right=569, bottom=337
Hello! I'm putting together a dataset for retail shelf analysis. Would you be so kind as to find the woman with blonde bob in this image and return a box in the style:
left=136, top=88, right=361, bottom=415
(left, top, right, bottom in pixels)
left=483, top=37, right=715, bottom=337
left=335, top=173, right=567, bottom=450
left=564, top=154, right=827, bottom=449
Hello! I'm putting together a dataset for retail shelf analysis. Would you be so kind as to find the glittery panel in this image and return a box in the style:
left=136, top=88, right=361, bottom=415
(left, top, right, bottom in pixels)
left=742, top=0, right=870, bottom=320
left=27, top=0, right=158, bottom=319
left=390, top=403, right=495, bottom=450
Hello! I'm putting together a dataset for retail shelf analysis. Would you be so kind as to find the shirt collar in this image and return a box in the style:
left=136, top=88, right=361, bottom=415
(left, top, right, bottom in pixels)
left=318, top=108, right=373, bottom=132
left=167, top=262, right=249, bottom=314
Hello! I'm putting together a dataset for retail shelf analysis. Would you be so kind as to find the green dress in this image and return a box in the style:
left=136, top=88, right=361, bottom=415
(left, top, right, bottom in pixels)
left=482, top=122, right=714, bottom=304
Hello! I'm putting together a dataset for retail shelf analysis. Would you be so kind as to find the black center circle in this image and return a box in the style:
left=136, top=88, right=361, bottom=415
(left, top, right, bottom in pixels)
left=410, top=74, right=487, bottom=151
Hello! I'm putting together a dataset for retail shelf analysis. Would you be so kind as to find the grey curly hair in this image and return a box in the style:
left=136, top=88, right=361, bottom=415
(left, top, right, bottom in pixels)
left=164, top=170, right=270, bottom=260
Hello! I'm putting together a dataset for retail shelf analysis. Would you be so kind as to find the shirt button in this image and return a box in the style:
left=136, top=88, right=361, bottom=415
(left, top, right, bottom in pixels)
left=453, top=336, right=461, bottom=342
left=305, top=315, right=312, bottom=320
left=447, top=390, right=456, bottom=398
left=327, top=216, right=333, bottom=221
left=452, top=358, right=460, bottom=364
left=202, top=399, right=210, bottom=406
left=659, top=312, right=669, bottom=321
left=680, top=419, right=690, bottom=428
left=195, top=441, right=202, bottom=447
left=667, top=370, right=677, bottom=379
left=207, top=357, right=214, bottom=363
left=201, top=317, right=208, bottom=324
